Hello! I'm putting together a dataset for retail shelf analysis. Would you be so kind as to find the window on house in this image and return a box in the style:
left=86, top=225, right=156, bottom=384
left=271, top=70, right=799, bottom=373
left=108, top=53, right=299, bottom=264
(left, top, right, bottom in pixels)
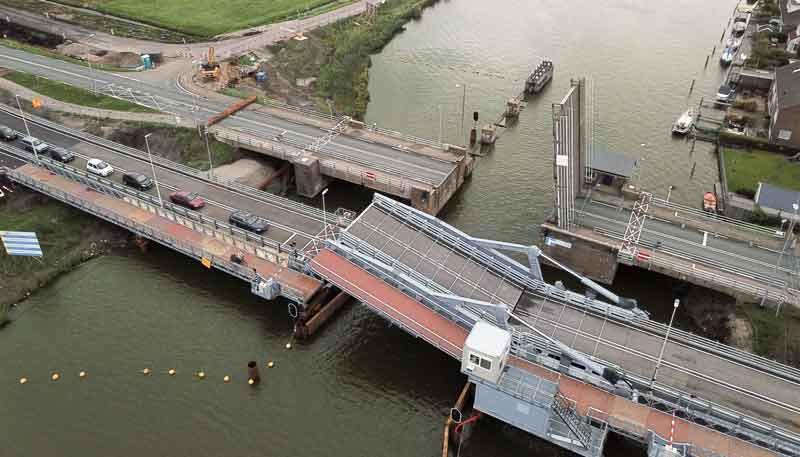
left=469, top=354, right=480, bottom=365
left=479, top=358, right=492, bottom=370
left=779, top=129, right=793, bottom=141
left=469, top=353, right=493, bottom=371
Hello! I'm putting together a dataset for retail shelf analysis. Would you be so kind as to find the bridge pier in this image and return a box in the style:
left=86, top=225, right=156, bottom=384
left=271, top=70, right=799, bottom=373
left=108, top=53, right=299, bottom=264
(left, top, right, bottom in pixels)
left=540, top=223, right=619, bottom=285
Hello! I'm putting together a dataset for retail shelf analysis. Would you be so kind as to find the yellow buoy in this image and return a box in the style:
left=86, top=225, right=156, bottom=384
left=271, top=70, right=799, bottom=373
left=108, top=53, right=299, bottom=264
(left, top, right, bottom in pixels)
left=79, top=371, right=87, bottom=379
left=285, top=343, right=292, bottom=350
left=51, top=372, right=60, bottom=381
left=197, top=371, right=206, bottom=379
left=267, top=361, right=274, bottom=368
left=168, top=369, right=176, bottom=376
left=223, top=375, right=231, bottom=383
left=19, top=377, right=28, bottom=385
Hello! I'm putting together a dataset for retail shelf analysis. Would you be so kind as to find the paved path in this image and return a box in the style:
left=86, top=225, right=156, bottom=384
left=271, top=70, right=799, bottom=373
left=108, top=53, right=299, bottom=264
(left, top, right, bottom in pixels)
left=0, top=1, right=368, bottom=60
left=0, top=76, right=180, bottom=125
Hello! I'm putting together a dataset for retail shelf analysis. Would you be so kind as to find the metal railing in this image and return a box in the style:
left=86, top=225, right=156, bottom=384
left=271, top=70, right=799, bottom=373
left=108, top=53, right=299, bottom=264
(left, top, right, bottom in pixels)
left=650, top=196, right=780, bottom=238
left=0, top=105, right=341, bottom=228
left=551, top=391, right=592, bottom=448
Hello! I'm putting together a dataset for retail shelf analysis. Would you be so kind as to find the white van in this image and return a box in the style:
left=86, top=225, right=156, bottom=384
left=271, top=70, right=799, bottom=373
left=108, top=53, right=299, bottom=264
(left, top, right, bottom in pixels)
left=21, top=136, right=50, bottom=155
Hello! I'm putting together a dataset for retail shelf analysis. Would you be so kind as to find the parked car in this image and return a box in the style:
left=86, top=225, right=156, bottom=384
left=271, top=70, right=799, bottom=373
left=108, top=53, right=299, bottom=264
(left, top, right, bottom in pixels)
left=229, top=210, right=269, bottom=234
left=48, top=147, right=75, bottom=163
left=169, top=190, right=205, bottom=210
left=122, top=171, right=153, bottom=190
left=21, top=136, right=50, bottom=155
left=86, top=158, right=114, bottom=177
left=0, top=126, right=17, bottom=141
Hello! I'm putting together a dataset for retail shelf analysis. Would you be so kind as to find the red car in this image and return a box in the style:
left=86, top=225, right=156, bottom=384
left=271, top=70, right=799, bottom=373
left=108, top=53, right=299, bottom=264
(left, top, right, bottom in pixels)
left=169, top=190, right=205, bottom=210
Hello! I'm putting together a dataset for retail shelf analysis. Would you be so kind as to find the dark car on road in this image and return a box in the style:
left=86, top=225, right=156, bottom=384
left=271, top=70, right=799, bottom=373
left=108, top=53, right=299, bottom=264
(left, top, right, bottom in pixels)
left=48, top=147, right=75, bottom=163
left=169, top=190, right=205, bottom=210
left=0, top=126, right=17, bottom=141
left=122, top=171, right=153, bottom=190
left=229, top=211, right=269, bottom=234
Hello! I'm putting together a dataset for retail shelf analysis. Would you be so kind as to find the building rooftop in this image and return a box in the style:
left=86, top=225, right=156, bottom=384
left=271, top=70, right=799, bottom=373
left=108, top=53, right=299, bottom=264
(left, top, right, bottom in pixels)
left=590, top=150, right=637, bottom=178
left=465, top=321, right=511, bottom=358
left=774, top=61, right=800, bottom=110
left=755, top=182, right=800, bottom=213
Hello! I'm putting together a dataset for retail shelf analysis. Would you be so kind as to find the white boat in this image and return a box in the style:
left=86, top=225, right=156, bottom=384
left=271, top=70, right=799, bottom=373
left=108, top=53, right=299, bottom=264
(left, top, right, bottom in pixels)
left=672, top=108, right=696, bottom=135
left=733, top=18, right=747, bottom=34
left=720, top=47, right=734, bottom=65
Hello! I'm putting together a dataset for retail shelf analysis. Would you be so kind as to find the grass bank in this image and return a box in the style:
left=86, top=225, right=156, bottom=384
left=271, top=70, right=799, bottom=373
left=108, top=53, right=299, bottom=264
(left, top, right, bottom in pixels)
left=45, top=0, right=355, bottom=37
left=0, top=0, right=195, bottom=42
left=723, top=147, right=800, bottom=196
left=89, top=120, right=239, bottom=170
left=1, top=70, right=155, bottom=112
left=0, top=189, right=125, bottom=308
left=265, top=0, right=439, bottom=119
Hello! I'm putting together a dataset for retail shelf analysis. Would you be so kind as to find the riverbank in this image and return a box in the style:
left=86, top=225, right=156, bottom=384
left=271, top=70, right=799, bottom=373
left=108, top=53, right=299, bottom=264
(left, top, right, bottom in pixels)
left=0, top=188, right=127, bottom=309
left=257, top=0, right=439, bottom=119
left=0, top=104, right=243, bottom=311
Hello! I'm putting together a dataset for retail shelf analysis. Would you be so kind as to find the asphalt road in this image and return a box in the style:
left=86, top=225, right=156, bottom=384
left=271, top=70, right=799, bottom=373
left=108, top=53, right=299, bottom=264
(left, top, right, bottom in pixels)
left=0, top=110, right=325, bottom=249
left=576, top=198, right=798, bottom=288
left=0, top=46, right=454, bottom=186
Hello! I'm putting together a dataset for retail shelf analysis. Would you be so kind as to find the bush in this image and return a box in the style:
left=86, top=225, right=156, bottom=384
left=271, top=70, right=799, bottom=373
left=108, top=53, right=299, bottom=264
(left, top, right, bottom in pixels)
left=733, top=100, right=758, bottom=112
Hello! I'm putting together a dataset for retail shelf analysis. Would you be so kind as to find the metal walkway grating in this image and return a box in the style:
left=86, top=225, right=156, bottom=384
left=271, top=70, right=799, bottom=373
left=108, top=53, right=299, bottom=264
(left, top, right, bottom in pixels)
left=345, top=204, right=524, bottom=308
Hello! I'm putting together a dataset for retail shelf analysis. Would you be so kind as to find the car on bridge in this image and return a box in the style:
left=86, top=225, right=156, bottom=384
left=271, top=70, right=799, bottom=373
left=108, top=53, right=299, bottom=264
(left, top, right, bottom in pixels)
left=169, top=190, right=205, bottom=210
left=21, top=136, right=50, bottom=155
left=86, top=158, right=114, bottom=177
left=229, top=211, right=269, bottom=234
left=48, top=147, right=75, bottom=163
left=122, top=171, right=153, bottom=191
left=0, top=126, right=17, bottom=141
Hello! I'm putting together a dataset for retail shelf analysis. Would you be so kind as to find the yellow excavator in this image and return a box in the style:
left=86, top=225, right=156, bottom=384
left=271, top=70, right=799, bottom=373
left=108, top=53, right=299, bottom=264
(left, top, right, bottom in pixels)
left=199, top=47, right=220, bottom=79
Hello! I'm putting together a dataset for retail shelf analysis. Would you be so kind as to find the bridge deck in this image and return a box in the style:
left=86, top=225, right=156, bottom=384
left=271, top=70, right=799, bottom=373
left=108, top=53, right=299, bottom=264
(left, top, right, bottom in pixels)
left=346, top=204, right=523, bottom=306
left=310, top=249, right=775, bottom=457
left=18, top=164, right=321, bottom=302
left=514, top=293, right=800, bottom=434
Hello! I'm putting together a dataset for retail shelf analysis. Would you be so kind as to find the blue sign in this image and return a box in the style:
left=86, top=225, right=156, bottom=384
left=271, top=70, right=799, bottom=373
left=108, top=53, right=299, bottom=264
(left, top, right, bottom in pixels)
left=1, top=231, right=43, bottom=257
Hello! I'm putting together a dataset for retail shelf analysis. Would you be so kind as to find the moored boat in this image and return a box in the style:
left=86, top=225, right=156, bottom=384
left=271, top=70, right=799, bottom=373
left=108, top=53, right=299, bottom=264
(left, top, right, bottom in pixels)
left=672, top=107, right=696, bottom=135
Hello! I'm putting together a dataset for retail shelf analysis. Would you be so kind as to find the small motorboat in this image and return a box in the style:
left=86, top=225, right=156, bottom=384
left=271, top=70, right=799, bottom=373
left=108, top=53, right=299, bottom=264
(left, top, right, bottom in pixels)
left=720, top=47, right=734, bottom=65
left=672, top=108, right=696, bottom=135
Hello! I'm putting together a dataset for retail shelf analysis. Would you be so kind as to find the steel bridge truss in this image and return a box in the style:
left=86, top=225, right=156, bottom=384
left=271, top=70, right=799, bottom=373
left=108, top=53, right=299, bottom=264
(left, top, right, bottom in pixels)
left=315, top=194, right=800, bottom=457
left=618, top=191, right=652, bottom=262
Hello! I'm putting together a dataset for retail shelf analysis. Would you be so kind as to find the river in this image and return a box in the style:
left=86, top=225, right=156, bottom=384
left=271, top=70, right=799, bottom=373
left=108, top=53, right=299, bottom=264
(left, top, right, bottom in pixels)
left=1, top=0, right=738, bottom=455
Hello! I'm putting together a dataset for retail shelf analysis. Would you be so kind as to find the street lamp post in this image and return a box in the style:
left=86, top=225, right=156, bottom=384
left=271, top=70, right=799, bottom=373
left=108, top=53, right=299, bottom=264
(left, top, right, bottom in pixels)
left=321, top=188, right=329, bottom=239
left=650, top=298, right=679, bottom=390
left=456, top=83, right=466, bottom=146
left=144, top=133, right=163, bottom=207
left=14, top=94, right=36, bottom=162
left=203, top=128, right=214, bottom=179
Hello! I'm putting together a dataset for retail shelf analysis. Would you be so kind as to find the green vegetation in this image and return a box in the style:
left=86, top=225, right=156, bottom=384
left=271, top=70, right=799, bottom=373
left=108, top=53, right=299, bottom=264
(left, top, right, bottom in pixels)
left=742, top=306, right=799, bottom=366
left=91, top=121, right=239, bottom=171
left=723, top=147, right=800, bottom=195
left=1, top=70, right=156, bottom=112
left=48, top=0, right=356, bottom=37
left=0, top=39, right=131, bottom=72
left=747, top=30, right=791, bottom=70
left=269, top=0, right=439, bottom=119
left=0, top=191, right=121, bottom=307
left=755, top=0, right=780, bottom=17
left=0, top=0, right=196, bottom=42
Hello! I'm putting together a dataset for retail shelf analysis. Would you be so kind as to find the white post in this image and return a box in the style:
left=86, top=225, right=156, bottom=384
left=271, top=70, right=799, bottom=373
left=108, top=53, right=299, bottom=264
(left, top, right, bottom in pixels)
left=438, top=104, right=443, bottom=144
left=144, top=133, right=163, bottom=207
left=15, top=95, right=36, bottom=163
left=321, top=188, right=329, bottom=239
left=666, top=185, right=674, bottom=203
left=456, top=83, right=466, bottom=146
left=88, top=60, right=96, bottom=93
left=204, top=128, right=214, bottom=179
left=650, top=298, right=679, bottom=390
